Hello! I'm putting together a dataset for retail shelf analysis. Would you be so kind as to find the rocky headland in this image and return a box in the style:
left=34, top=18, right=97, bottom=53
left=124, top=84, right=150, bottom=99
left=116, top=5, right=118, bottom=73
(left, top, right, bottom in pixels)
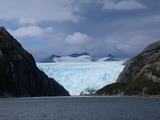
left=96, top=40, right=160, bottom=96
left=0, top=26, right=70, bottom=97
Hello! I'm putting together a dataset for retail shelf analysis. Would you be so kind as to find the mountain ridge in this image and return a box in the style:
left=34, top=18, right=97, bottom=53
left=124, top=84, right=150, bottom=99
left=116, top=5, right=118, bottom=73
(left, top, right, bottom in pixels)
left=68, top=52, right=90, bottom=57
left=0, top=26, right=70, bottom=97
left=42, top=53, right=119, bottom=63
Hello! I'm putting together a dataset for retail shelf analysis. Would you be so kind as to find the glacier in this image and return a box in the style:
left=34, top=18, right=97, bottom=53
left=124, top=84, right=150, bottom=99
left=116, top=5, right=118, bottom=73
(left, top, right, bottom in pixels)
left=37, top=62, right=124, bottom=95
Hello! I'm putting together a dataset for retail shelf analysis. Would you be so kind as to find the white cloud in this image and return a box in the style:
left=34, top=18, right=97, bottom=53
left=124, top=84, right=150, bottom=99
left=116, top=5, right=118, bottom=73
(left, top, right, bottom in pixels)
left=8, top=25, right=54, bottom=38
left=0, top=0, right=147, bottom=24
left=0, top=0, right=81, bottom=24
left=76, top=0, right=92, bottom=4
left=101, top=0, right=147, bottom=10
left=65, top=32, right=92, bottom=44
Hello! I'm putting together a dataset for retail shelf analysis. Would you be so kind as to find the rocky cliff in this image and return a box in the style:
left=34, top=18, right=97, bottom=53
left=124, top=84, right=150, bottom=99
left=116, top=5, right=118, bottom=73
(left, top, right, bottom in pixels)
left=96, top=41, right=160, bottom=96
left=0, top=26, right=70, bottom=97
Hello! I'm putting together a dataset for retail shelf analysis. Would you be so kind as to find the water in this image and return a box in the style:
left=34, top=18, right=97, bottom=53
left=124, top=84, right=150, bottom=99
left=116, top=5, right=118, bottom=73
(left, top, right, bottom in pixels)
left=0, top=97, right=160, bottom=120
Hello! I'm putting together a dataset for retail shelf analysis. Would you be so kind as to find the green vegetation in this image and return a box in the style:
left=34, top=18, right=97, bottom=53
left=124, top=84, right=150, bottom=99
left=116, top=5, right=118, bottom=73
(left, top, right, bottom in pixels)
left=125, top=64, right=160, bottom=95
left=96, top=79, right=160, bottom=96
left=125, top=79, right=160, bottom=95
left=96, top=83, right=128, bottom=95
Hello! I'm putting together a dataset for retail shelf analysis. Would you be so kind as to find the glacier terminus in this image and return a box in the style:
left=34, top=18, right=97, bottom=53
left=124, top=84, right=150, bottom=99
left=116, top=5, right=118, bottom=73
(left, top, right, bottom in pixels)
left=37, top=62, right=124, bottom=95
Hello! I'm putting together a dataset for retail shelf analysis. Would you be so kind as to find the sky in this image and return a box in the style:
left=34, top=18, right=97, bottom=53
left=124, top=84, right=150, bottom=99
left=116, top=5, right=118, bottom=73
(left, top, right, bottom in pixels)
left=0, top=0, right=160, bottom=61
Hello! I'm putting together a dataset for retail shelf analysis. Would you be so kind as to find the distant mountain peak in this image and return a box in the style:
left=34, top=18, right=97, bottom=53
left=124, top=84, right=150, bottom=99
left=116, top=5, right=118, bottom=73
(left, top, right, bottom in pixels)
left=105, top=58, right=119, bottom=61
left=107, top=54, right=115, bottom=58
left=50, top=54, right=61, bottom=58
left=69, top=52, right=90, bottom=57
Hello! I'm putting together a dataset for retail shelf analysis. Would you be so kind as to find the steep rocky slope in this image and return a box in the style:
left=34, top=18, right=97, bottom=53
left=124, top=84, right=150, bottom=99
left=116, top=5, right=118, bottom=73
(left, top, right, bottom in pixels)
left=0, top=26, right=70, bottom=97
left=96, top=41, right=160, bottom=96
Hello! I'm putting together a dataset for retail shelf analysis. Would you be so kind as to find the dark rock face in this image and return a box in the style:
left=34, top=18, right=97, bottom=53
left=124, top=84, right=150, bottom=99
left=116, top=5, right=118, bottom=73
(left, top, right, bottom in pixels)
left=96, top=41, right=160, bottom=96
left=117, top=40, right=160, bottom=84
left=104, top=57, right=119, bottom=61
left=0, top=26, right=70, bottom=97
left=42, top=55, right=61, bottom=63
left=105, top=54, right=119, bottom=61
left=69, top=52, right=90, bottom=57
left=107, top=54, right=114, bottom=58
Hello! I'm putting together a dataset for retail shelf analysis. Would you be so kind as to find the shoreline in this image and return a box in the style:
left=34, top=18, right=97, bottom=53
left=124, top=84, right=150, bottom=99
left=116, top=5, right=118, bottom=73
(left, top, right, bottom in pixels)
left=1, top=95, right=160, bottom=99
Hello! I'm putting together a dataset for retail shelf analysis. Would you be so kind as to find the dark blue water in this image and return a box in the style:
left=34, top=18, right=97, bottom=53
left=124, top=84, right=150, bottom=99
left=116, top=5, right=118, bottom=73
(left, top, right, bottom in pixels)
left=0, top=96, right=160, bottom=120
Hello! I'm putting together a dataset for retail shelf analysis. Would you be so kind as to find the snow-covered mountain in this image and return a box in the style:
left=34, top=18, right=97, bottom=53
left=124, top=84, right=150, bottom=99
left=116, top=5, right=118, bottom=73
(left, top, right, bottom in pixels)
left=42, top=55, right=61, bottom=62
left=42, top=52, right=119, bottom=63
left=97, top=54, right=119, bottom=62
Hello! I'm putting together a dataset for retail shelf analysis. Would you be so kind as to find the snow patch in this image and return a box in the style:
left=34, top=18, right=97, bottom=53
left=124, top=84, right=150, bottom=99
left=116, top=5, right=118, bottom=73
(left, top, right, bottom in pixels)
left=53, top=55, right=94, bottom=62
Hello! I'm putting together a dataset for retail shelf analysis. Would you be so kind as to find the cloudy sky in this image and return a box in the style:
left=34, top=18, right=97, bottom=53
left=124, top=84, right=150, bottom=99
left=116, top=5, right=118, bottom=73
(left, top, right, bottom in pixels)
left=0, top=0, right=160, bottom=61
